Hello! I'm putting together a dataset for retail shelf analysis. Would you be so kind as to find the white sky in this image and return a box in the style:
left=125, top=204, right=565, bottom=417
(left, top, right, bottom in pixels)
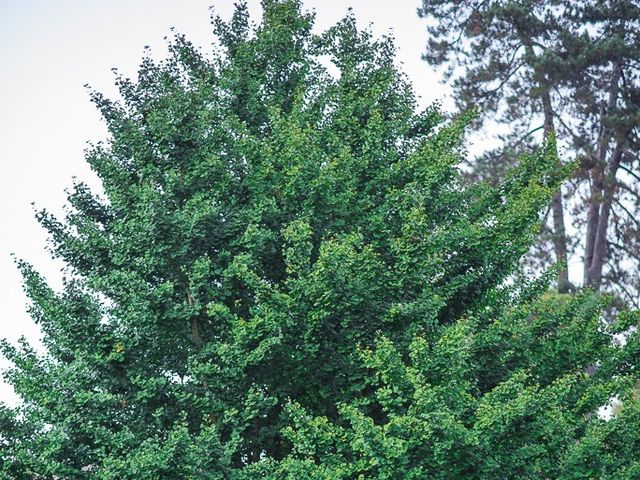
left=0, top=0, right=453, bottom=405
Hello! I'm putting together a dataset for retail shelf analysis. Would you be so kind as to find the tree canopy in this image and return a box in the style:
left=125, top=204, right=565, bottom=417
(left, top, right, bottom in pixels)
left=1, top=1, right=639, bottom=478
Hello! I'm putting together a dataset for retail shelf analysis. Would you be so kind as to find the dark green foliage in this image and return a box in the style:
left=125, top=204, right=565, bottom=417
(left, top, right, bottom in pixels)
left=1, top=1, right=639, bottom=478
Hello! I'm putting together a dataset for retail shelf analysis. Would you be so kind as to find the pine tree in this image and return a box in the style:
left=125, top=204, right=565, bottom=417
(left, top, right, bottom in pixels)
left=1, top=2, right=639, bottom=478
left=418, top=0, right=640, bottom=303
left=569, top=1, right=640, bottom=299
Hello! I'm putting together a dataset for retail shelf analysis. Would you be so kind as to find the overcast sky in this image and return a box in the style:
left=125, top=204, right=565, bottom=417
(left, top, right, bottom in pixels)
left=0, top=0, right=455, bottom=405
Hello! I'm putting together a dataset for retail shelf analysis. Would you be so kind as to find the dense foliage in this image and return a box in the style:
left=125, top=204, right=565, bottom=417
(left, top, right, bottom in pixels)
left=1, top=1, right=639, bottom=478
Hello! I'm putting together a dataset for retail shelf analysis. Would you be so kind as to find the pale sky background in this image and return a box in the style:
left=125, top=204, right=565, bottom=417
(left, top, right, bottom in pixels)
left=0, top=0, right=458, bottom=406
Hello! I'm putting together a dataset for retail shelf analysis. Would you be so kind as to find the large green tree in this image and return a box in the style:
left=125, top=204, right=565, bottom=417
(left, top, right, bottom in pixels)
left=418, top=0, right=640, bottom=303
left=1, top=1, right=639, bottom=478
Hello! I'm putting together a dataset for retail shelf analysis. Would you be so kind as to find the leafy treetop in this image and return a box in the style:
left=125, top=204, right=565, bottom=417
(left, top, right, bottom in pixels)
left=1, top=1, right=639, bottom=478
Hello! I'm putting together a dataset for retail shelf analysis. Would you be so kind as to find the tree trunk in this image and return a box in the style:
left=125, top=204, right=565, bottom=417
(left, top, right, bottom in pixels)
left=583, top=101, right=607, bottom=286
left=541, top=88, right=571, bottom=293
left=588, top=139, right=624, bottom=290
left=584, top=62, right=622, bottom=289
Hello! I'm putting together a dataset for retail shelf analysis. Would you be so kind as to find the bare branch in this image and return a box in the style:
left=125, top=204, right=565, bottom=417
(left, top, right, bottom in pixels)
left=620, top=164, right=640, bottom=184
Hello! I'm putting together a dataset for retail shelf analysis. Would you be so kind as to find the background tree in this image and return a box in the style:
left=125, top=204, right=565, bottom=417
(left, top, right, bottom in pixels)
left=570, top=1, right=640, bottom=300
left=418, top=0, right=640, bottom=304
left=1, top=1, right=639, bottom=478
